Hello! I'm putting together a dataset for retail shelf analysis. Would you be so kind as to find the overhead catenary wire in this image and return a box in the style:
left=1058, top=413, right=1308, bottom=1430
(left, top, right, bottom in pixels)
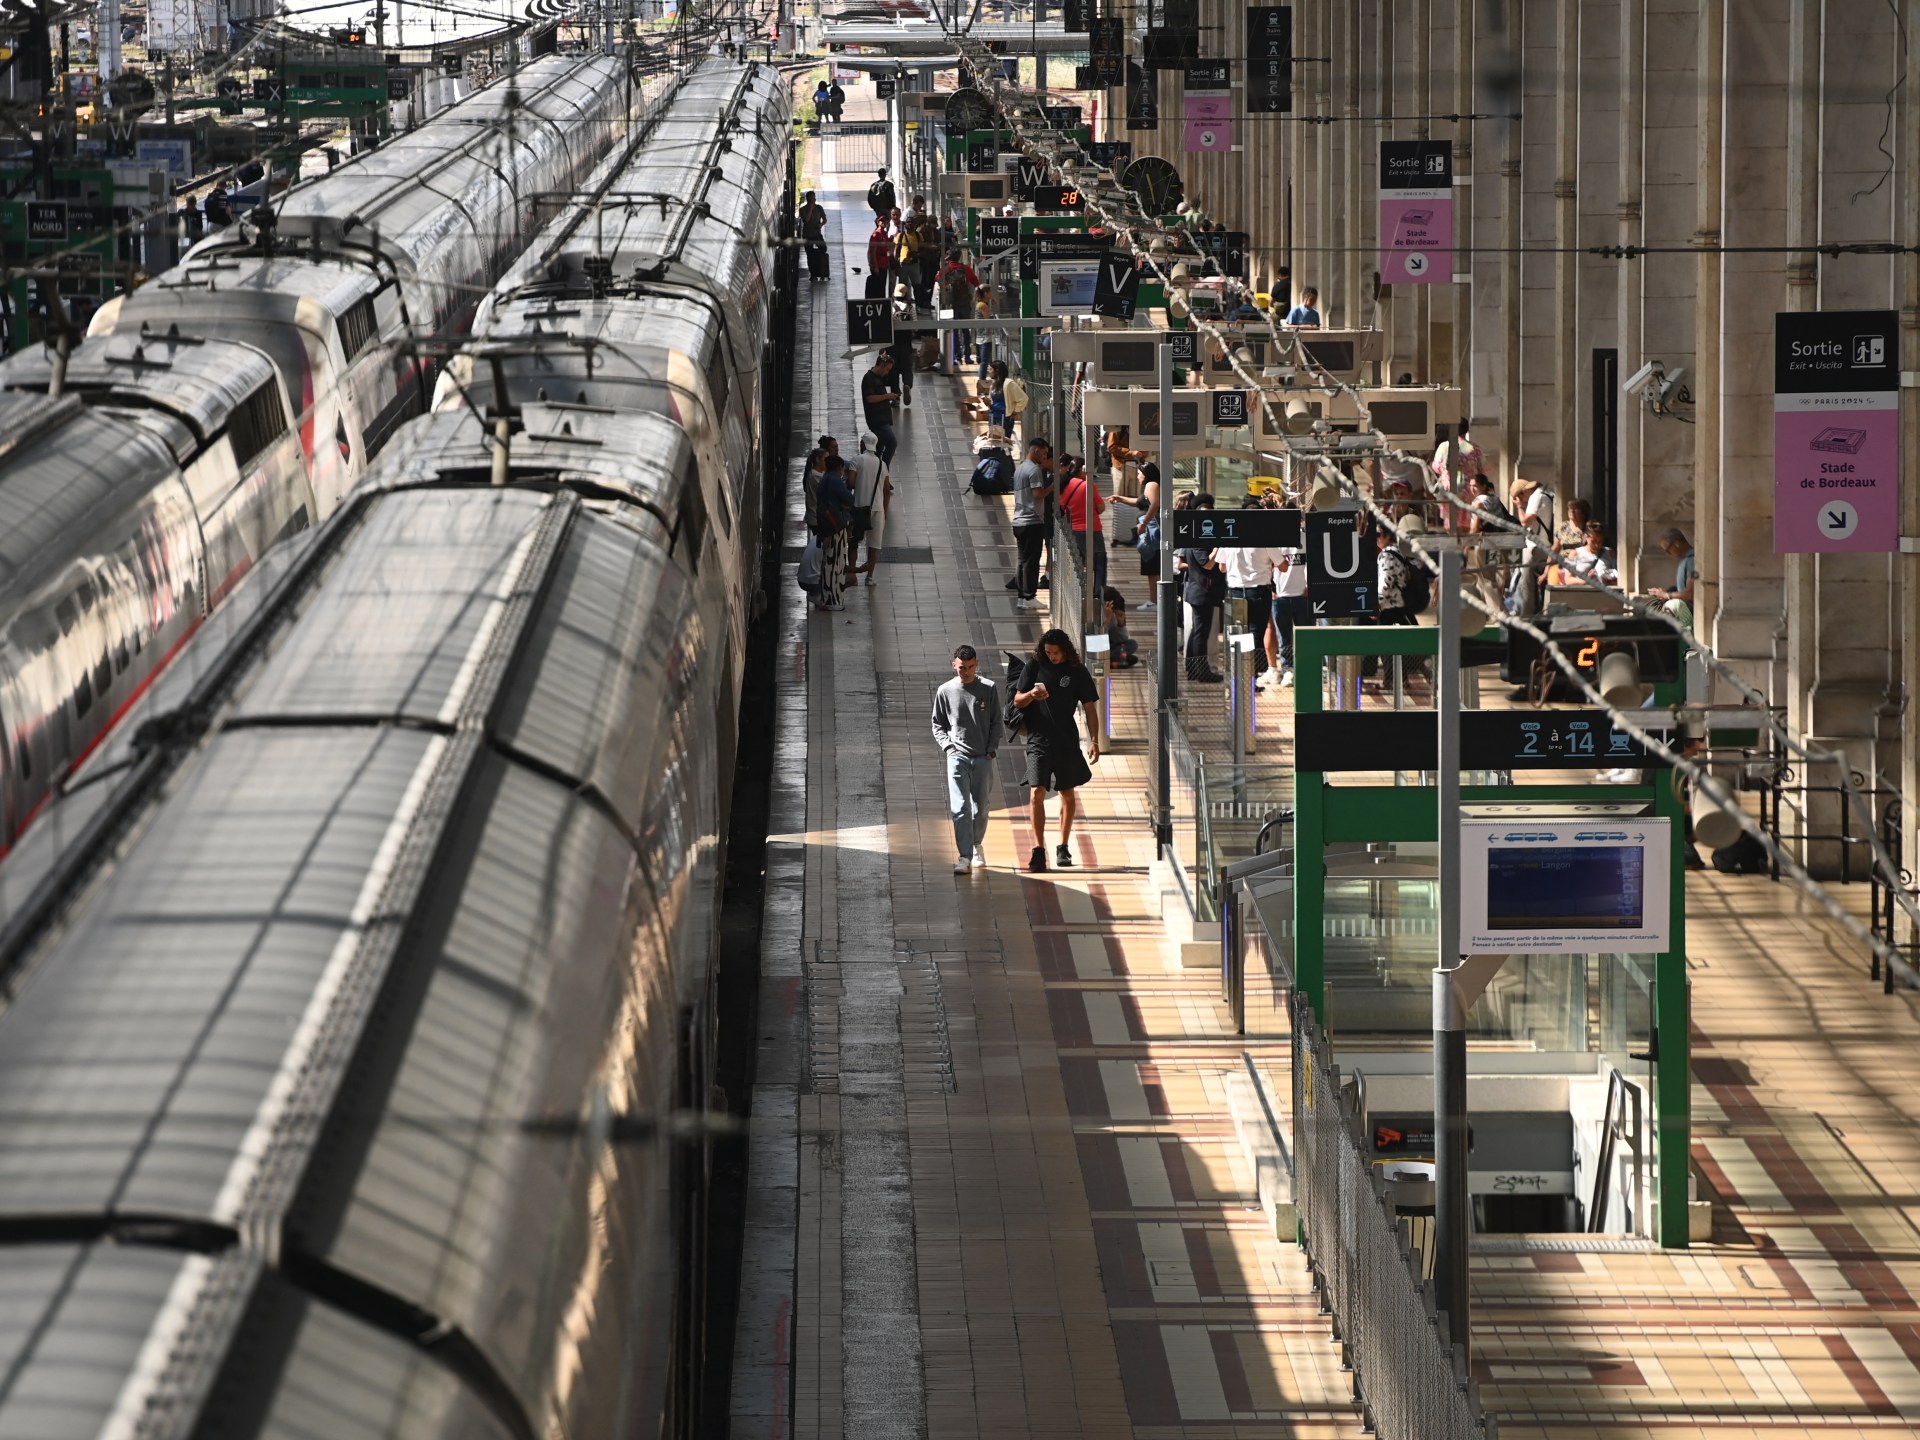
left=947, top=34, right=1920, bottom=990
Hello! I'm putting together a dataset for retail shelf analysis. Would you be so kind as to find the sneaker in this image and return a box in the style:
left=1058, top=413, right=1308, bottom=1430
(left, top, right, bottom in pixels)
left=1037, top=574, right=1050, bottom=590
left=1055, top=843, right=1075, bottom=868
left=1280, top=669, right=1295, bottom=688
left=953, top=857, right=972, bottom=874
left=1135, top=601, right=1157, bottom=611
left=1015, top=597, right=1039, bottom=611
left=902, top=391, right=912, bottom=407
left=864, top=576, right=876, bottom=588
left=971, top=851, right=987, bottom=869
left=1027, top=846, right=1048, bottom=873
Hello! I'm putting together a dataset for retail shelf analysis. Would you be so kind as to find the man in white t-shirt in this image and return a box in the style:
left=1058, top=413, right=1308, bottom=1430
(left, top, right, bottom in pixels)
left=848, top=432, right=892, bottom=588
left=1218, top=544, right=1283, bottom=684
left=1509, top=479, right=1555, bottom=615
left=1270, top=532, right=1310, bottom=687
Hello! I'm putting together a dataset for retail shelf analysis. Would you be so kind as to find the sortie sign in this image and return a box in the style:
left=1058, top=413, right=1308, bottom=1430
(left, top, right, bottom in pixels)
left=1775, top=309, right=1900, bottom=553
left=1378, top=140, right=1452, bottom=285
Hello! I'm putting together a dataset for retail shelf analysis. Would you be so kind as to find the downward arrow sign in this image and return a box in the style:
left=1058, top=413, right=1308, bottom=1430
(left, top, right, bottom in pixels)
left=1827, top=509, right=1848, bottom=529
left=1312, top=601, right=1327, bottom=615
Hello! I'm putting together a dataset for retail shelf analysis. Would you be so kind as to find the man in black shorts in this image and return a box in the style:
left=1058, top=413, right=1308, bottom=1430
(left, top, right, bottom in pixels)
left=1010, top=628, right=1101, bottom=872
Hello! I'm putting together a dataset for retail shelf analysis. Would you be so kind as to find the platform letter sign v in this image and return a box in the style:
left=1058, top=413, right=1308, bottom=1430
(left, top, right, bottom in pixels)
left=1092, top=251, right=1141, bottom=319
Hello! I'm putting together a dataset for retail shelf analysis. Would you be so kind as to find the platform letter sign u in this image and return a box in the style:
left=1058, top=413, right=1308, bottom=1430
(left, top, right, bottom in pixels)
left=1305, top=509, right=1378, bottom=617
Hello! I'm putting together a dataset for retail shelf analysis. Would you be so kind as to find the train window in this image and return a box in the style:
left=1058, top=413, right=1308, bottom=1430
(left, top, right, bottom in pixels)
left=93, top=653, right=111, bottom=702
left=228, top=383, right=291, bottom=470
left=54, top=597, right=76, bottom=635
left=15, top=738, right=28, bottom=781
left=674, top=470, right=708, bottom=572
left=339, top=297, right=379, bottom=361
left=705, top=347, right=729, bottom=417
left=74, top=666, right=91, bottom=718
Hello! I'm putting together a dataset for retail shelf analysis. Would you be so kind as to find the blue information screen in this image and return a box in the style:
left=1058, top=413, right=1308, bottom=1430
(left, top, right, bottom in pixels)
left=1485, top=845, right=1644, bottom=929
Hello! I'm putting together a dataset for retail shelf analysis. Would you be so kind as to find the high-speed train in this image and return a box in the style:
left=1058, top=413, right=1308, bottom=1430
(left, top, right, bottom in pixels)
left=0, top=55, right=794, bottom=1440
left=0, top=56, right=641, bottom=851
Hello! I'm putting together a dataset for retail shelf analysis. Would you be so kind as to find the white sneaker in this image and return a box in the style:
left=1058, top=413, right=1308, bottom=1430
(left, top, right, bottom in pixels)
left=953, top=857, right=972, bottom=873
left=1280, top=669, right=1295, bottom=688
left=971, top=851, right=987, bottom=869
left=1134, top=601, right=1157, bottom=611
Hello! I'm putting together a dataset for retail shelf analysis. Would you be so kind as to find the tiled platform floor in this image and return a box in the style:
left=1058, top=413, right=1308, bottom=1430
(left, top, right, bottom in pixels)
left=733, top=102, right=1920, bottom=1440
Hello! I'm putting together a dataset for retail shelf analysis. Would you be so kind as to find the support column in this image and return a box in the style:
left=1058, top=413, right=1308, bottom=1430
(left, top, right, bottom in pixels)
left=1903, top=0, right=1920, bottom=904
left=1618, top=0, right=1645, bottom=584
left=1453, top=0, right=1474, bottom=400
left=1343, top=0, right=1363, bottom=327
left=1783, top=0, right=1819, bottom=741
left=1413, top=0, right=1431, bottom=381
left=1501, top=3, right=1524, bottom=488
left=1314, top=0, right=1333, bottom=308
left=1289, top=0, right=1308, bottom=295
left=1554, top=0, right=1580, bottom=494
left=1692, top=0, right=1723, bottom=653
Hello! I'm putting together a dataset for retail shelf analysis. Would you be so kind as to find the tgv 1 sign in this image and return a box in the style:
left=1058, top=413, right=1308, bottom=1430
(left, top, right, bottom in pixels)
left=1775, top=309, right=1899, bottom=553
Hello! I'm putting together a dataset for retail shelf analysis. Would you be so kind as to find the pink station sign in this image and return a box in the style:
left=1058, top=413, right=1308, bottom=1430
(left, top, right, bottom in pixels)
left=1774, top=310, right=1900, bottom=553
left=1379, top=139, right=1453, bottom=285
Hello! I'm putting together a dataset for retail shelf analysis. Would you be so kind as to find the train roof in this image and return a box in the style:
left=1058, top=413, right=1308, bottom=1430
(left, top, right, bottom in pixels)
left=491, top=59, right=787, bottom=312
left=2, top=328, right=285, bottom=463
left=0, top=394, right=187, bottom=605
left=0, top=480, right=699, bottom=1437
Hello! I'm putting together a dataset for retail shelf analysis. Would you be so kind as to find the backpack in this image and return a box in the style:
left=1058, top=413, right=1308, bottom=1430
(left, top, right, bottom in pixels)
left=867, top=229, right=892, bottom=272
left=970, top=451, right=1015, bottom=496
left=1477, top=494, right=1516, bottom=530
left=867, top=179, right=891, bottom=211
left=1002, top=653, right=1045, bottom=738
left=1712, top=830, right=1769, bottom=875
left=1401, top=552, right=1434, bottom=615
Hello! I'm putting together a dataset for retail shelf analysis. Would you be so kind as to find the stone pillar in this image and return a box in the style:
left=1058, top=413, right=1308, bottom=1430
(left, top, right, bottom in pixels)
left=1901, top=0, right=1920, bottom=904
left=1618, top=0, right=1646, bottom=584
left=1691, top=0, right=1722, bottom=652
left=1453, top=0, right=1474, bottom=399
left=1799, top=0, right=1903, bottom=873
left=1553, top=0, right=1580, bottom=493
left=1713, top=0, right=1788, bottom=683
left=1499, top=0, right=1525, bottom=487
left=1782, top=0, right=1820, bottom=741
left=1637, top=0, right=1698, bottom=561
left=1343, top=0, right=1363, bottom=327
left=1413, top=0, right=1431, bottom=380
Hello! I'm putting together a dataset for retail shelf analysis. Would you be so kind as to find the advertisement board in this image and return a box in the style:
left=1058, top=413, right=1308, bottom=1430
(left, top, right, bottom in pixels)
left=1774, top=309, right=1899, bottom=552
left=1460, top=818, right=1672, bottom=955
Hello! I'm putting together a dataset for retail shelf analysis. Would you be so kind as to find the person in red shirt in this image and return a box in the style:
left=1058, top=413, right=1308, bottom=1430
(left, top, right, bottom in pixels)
left=1058, top=455, right=1107, bottom=598
left=864, top=221, right=893, bottom=298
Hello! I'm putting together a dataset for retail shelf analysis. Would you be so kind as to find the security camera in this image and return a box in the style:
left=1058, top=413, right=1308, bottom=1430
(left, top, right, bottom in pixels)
left=1622, top=359, right=1663, bottom=396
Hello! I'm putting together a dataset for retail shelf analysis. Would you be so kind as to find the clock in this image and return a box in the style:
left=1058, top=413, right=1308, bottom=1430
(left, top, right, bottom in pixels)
left=945, top=86, right=998, bottom=137
left=1120, top=154, right=1184, bottom=216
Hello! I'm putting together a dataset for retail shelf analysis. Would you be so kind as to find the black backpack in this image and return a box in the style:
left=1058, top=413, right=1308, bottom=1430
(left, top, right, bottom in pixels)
left=970, top=451, right=1015, bottom=496
left=1002, top=652, right=1040, bottom=737
left=1401, top=552, right=1434, bottom=615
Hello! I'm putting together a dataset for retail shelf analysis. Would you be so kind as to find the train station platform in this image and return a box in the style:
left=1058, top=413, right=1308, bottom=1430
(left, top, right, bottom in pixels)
left=731, top=104, right=1920, bottom=1440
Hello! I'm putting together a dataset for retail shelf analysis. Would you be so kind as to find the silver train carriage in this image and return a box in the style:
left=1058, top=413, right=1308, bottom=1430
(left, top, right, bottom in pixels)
left=0, top=56, right=642, bottom=849
left=442, top=55, right=792, bottom=725
left=0, top=409, right=753, bottom=1439
left=0, top=329, right=307, bottom=846
left=86, top=53, right=644, bottom=516
left=0, top=57, right=794, bottom=1439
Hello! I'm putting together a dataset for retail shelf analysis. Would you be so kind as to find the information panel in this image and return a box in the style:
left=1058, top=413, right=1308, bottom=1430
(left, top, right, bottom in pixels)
left=1461, top=819, right=1672, bottom=955
left=1247, top=6, right=1292, bottom=114
left=1774, top=309, right=1899, bottom=552
left=1379, top=139, right=1452, bottom=285
left=1170, top=507, right=1303, bottom=548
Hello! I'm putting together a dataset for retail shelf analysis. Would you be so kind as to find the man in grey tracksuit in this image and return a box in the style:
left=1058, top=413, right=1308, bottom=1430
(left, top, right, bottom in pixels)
left=930, top=644, right=1002, bottom=873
